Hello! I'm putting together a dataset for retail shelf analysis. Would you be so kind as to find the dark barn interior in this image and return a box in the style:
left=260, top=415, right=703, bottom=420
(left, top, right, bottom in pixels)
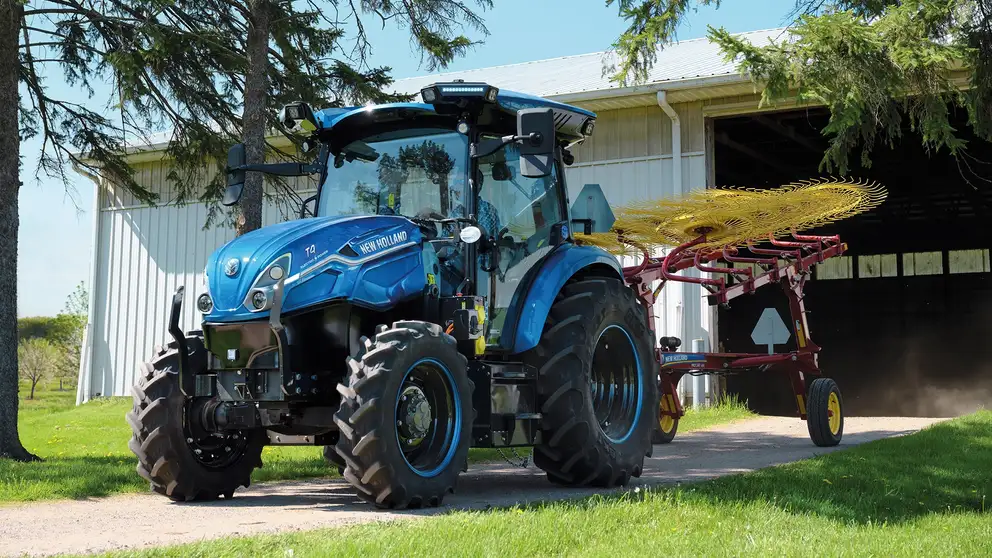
left=713, top=106, right=992, bottom=417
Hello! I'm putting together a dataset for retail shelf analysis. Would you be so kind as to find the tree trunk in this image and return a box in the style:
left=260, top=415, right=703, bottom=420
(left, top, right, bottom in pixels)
left=236, top=0, right=271, bottom=236
left=29, top=380, right=35, bottom=400
left=0, top=1, right=36, bottom=462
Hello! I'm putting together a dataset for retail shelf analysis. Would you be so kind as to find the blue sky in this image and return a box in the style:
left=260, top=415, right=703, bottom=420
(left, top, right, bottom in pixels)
left=16, top=0, right=797, bottom=317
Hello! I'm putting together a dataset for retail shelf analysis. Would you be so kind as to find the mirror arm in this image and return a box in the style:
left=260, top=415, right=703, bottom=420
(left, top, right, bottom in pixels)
left=470, top=132, right=543, bottom=159
left=228, top=162, right=325, bottom=177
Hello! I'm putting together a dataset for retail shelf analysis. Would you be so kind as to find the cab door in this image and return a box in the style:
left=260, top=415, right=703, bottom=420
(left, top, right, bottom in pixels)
left=474, top=143, right=567, bottom=346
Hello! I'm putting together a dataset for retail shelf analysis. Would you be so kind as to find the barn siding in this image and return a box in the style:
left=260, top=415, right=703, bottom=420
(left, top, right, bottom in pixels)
left=79, top=101, right=714, bottom=403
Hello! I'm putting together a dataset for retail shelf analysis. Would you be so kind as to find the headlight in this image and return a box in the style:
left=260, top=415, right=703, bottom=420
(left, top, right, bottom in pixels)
left=243, top=253, right=291, bottom=312
left=196, top=293, right=213, bottom=314
left=251, top=291, right=267, bottom=310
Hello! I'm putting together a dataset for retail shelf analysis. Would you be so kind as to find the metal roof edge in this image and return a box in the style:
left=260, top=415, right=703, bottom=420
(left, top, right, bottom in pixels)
left=548, top=73, right=751, bottom=104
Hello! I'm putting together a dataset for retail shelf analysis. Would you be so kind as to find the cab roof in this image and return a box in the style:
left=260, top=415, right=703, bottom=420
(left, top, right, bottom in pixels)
left=314, top=85, right=597, bottom=143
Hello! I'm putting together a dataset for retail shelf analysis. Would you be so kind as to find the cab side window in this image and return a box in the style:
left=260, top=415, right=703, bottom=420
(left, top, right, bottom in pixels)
left=477, top=143, right=563, bottom=254
left=476, top=142, right=564, bottom=345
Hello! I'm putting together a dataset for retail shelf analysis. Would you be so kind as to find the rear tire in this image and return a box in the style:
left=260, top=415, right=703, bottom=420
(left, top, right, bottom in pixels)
left=322, top=444, right=346, bottom=475
left=807, top=377, right=843, bottom=447
left=126, top=338, right=266, bottom=501
left=333, top=321, right=473, bottom=509
left=526, top=277, right=658, bottom=487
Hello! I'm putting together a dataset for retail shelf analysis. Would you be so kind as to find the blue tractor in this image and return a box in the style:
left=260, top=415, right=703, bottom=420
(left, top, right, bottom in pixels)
left=127, top=82, right=659, bottom=508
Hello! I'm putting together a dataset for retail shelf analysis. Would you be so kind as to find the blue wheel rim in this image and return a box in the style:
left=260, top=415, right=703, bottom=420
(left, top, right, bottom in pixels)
left=394, top=358, right=461, bottom=478
left=590, top=325, right=643, bottom=443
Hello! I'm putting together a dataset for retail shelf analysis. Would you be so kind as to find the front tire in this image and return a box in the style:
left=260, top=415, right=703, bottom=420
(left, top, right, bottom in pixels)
left=526, top=277, right=658, bottom=487
left=126, top=338, right=266, bottom=501
left=333, top=321, right=473, bottom=509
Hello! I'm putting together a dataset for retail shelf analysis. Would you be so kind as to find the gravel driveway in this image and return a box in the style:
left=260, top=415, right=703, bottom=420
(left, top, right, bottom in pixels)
left=0, top=416, right=943, bottom=557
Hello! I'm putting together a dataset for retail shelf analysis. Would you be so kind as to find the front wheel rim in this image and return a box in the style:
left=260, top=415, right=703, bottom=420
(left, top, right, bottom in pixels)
left=590, top=325, right=643, bottom=443
left=394, top=358, right=460, bottom=478
left=183, top=400, right=250, bottom=469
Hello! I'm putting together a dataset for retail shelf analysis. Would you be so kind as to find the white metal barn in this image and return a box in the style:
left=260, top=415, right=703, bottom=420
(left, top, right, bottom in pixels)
left=74, top=27, right=784, bottom=404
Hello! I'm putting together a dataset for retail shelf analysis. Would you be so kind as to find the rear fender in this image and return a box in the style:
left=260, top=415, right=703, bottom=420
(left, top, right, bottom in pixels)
left=504, top=244, right=622, bottom=354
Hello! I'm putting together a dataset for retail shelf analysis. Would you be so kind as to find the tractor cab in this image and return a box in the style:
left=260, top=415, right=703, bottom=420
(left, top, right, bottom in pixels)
left=223, top=82, right=600, bottom=348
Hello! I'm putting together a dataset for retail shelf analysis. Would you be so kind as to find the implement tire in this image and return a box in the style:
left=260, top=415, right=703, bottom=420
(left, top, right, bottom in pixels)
left=651, top=393, right=679, bottom=444
left=126, top=338, right=265, bottom=502
left=526, top=277, right=658, bottom=487
left=334, top=321, right=472, bottom=509
left=807, top=377, right=843, bottom=447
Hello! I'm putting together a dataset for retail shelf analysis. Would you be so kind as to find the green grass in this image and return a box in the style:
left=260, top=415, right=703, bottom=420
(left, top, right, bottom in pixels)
left=96, top=411, right=992, bottom=558
left=2, top=386, right=752, bottom=504
left=2, top=384, right=332, bottom=503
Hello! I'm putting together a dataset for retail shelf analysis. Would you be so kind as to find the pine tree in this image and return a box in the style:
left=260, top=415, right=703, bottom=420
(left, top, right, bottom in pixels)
left=607, top=1, right=992, bottom=174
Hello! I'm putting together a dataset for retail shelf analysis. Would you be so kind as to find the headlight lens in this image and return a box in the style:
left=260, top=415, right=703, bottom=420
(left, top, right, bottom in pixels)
left=196, top=293, right=213, bottom=314
left=251, top=291, right=267, bottom=310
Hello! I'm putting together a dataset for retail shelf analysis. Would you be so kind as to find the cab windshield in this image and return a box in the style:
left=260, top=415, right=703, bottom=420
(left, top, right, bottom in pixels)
left=317, top=127, right=469, bottom=223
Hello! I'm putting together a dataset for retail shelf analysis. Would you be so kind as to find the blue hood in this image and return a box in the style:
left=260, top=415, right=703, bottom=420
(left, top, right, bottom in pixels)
left=203, top=215, right=426, bottom=322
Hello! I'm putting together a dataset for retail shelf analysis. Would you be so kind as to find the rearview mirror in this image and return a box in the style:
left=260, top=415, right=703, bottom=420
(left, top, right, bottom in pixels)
left=517, top=108, right=555, bottom=178
left=223, top=144, right=247, bottom=206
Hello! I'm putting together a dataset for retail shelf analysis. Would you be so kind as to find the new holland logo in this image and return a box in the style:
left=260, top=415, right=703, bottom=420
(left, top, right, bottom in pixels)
left=661, top=353, right=707, bottom=367
left=224, top=258, right=240, bottom=277
left=356, top=230, right=408, bottom=256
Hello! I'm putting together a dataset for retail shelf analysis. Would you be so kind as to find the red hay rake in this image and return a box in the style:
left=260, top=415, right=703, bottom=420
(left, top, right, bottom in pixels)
left=624, top=232, right=848, bottom=446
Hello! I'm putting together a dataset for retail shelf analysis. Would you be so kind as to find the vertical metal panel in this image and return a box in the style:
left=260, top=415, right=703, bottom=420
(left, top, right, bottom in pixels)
left=571, top=105, right=673, bottom=162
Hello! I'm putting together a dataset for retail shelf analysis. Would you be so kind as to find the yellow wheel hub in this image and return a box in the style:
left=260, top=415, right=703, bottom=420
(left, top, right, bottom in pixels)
left=659, top=396, right=676, bottom=433
left=827, top=391, right=841, bottom=435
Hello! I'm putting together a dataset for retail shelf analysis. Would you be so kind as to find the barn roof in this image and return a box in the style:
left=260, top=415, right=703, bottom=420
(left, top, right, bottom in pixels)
left=388, top=28, right=789, bottom=105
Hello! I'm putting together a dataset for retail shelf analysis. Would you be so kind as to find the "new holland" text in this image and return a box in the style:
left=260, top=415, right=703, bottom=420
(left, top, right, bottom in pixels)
left=357, top=230, right=408, bottom=255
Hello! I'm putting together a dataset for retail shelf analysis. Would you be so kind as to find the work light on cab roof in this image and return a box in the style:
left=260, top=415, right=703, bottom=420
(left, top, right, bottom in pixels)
left=420, top=81, right=500, bottom=105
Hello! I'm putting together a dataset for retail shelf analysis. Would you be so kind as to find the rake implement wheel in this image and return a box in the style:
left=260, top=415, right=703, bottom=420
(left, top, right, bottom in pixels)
left=651, top=393, right=679, bottom=445
left=806, top=377, right=844, bottom=447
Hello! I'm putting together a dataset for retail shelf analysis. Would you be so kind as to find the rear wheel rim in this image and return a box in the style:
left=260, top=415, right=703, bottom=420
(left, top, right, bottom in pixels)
left=827, top=391, right=841, bottom=435
left=395, top=358, right=460, bottom=478
left=591, top=325, right=643, bottom=443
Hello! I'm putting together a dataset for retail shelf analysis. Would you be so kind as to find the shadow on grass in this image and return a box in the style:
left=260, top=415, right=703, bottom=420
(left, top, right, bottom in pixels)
left=487, top=412, right=992, bottom=526
left=684, top=412, right=992, bottom=524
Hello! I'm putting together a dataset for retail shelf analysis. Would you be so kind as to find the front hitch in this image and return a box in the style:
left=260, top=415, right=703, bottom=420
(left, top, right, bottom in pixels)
left=168, top=286, right=193, bottom=396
